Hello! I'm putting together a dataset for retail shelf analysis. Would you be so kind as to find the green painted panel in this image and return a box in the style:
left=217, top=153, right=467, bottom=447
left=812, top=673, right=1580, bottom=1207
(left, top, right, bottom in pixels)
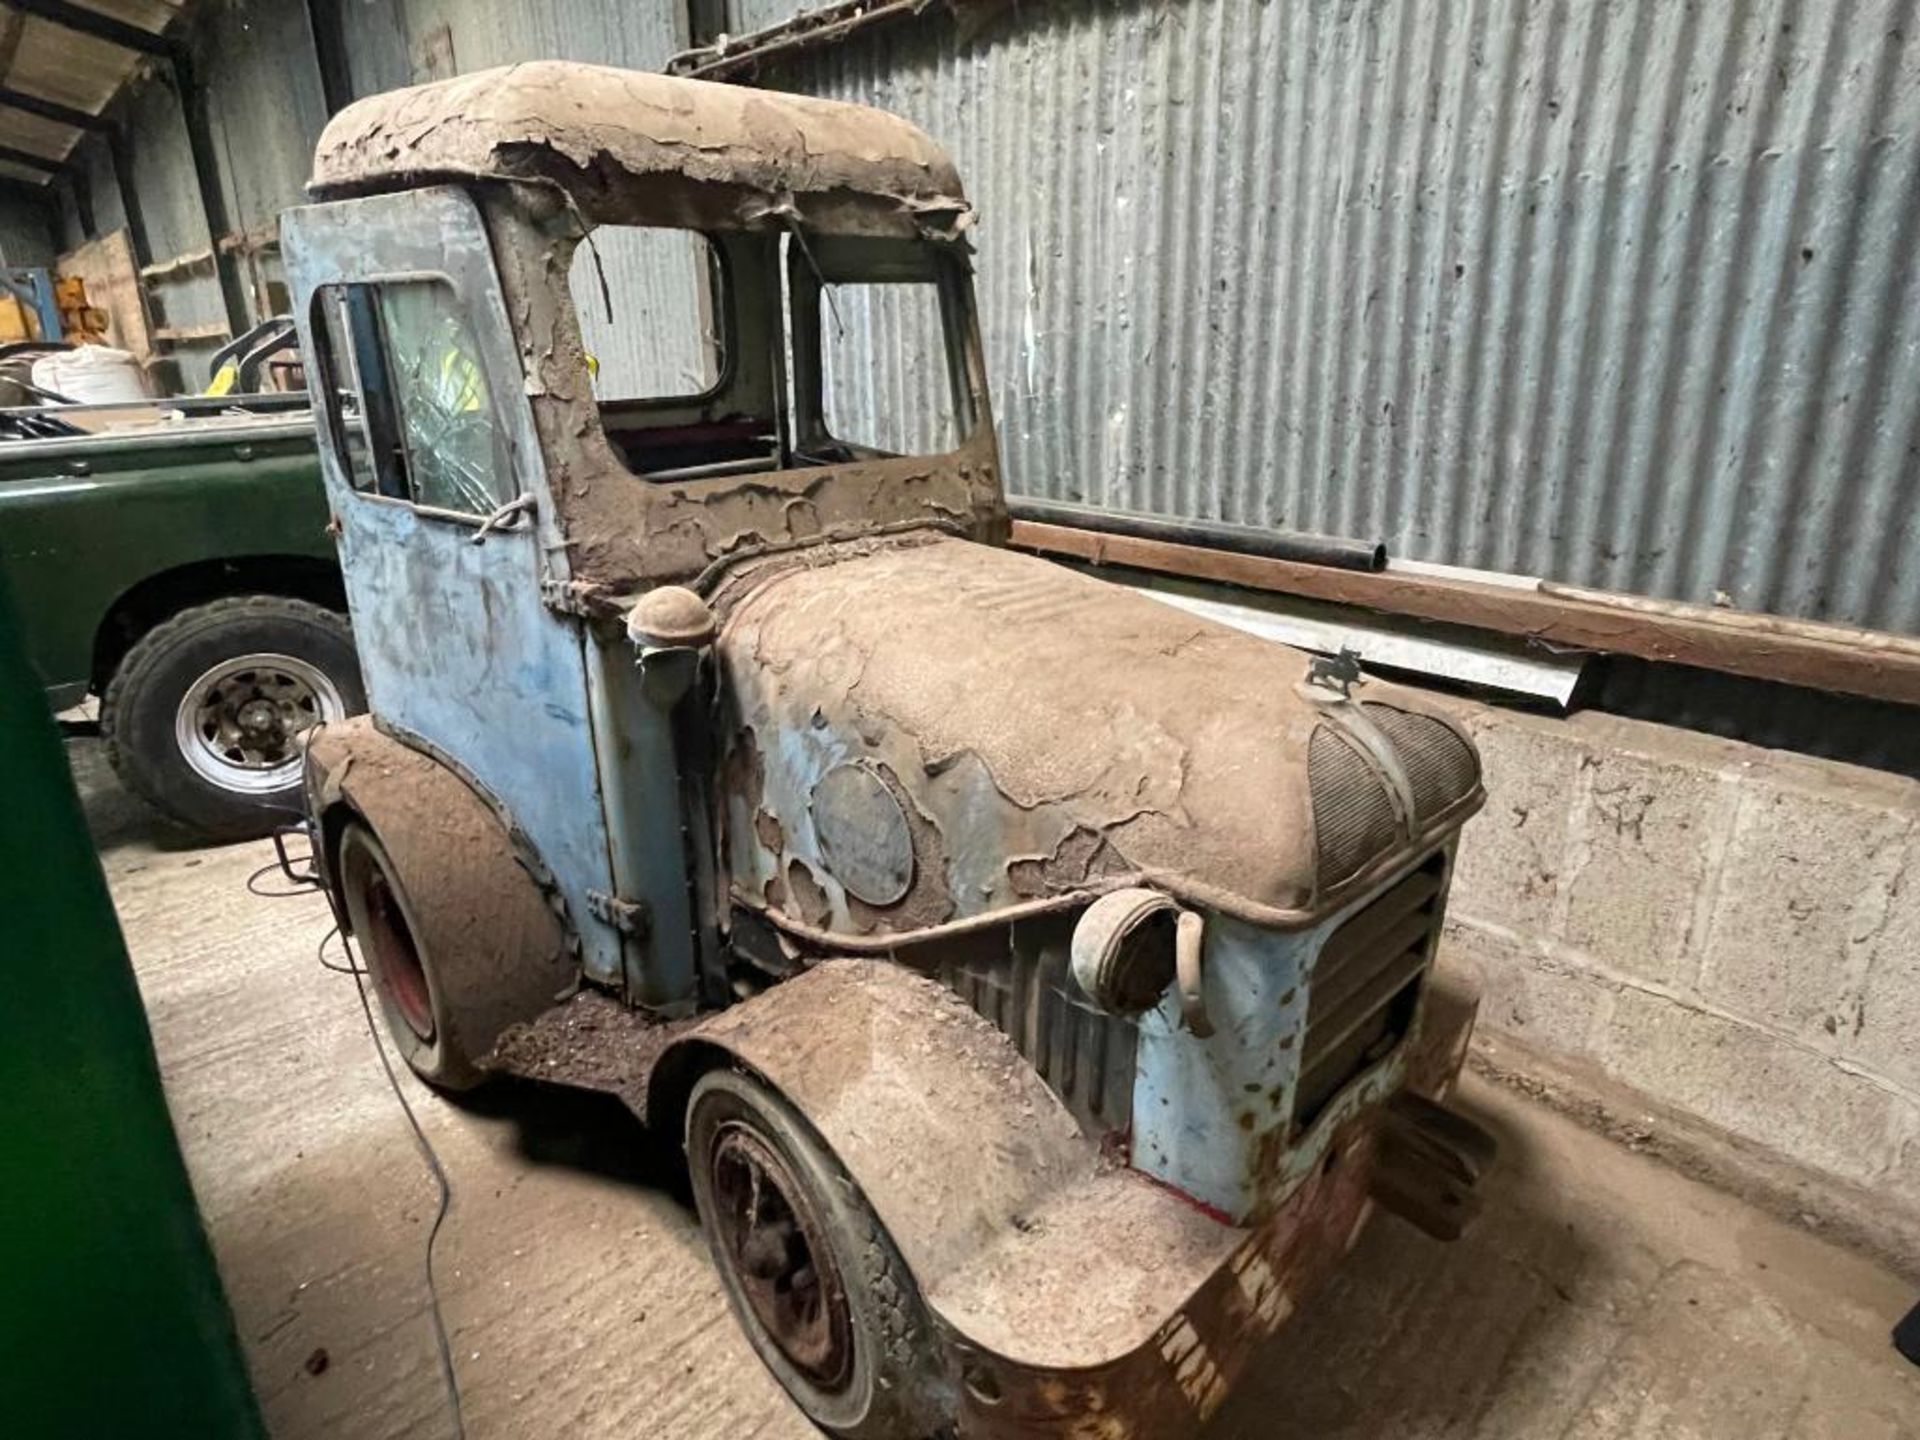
left=0, top=424, right=333, bottom=693
left=0, top=570, right=267, bottom=1438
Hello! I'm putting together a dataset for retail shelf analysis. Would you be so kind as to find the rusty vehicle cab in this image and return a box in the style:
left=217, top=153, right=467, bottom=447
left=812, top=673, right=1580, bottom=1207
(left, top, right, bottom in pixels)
left=286, top=62, right=1494, bottom=1438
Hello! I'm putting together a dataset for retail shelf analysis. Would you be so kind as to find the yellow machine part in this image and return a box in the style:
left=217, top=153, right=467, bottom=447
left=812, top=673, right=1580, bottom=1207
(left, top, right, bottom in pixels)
left=0, top=295, right=34, bottom=343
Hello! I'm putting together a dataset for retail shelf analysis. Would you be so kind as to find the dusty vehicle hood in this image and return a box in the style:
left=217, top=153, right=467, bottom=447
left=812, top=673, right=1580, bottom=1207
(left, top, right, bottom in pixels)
left=714, top=535, right=1482, bottom=936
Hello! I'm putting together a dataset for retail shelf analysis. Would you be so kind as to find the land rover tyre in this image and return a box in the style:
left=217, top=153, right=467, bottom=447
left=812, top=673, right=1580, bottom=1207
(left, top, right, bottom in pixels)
left=102, top=596, right=364, bottom=839
left=687, top=1068, right=952, bottom=1440
left=335, top=820, right=483, bottom=1091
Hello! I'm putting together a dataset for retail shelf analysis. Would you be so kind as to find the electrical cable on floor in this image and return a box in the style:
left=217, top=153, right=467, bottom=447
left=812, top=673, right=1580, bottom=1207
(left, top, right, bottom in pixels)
left=251, top=834, right=466, bottom=1440
left=326, top=922, right=468, bottom=1440
left=246, top=857, right=317, bottom=899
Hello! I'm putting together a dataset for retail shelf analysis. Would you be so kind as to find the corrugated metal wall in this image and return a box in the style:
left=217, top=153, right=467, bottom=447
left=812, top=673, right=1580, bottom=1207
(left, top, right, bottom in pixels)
left=49, top=0, right=694, bottom=389
left=336, top=0, right=686, bottom=98
left=331, top=0, right=699, bottom=398
left=735, top=0, right=1920, bottom=636
left=0, top=189, right=55, bottom=267
left=120, top=68, right=228, bottom=387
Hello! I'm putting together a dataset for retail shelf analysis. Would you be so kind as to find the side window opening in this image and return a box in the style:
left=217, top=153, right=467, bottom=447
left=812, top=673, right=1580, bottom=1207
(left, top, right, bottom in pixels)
left=311, top=278, right=515, bottom=518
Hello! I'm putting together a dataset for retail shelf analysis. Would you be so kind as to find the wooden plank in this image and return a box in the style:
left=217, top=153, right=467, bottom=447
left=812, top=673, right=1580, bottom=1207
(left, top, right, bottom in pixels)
left=1009, top=520, right=1920, bottom=708
left=139, top=247, right=214, bottom=281
left=151, top=322, right=230, bottom=343
left=54, top=227, right=150, bottom=364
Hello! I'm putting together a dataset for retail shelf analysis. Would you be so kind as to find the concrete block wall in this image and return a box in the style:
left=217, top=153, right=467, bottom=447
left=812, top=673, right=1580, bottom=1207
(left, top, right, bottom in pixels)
left=1437, top=702, right=1919, bottom=1209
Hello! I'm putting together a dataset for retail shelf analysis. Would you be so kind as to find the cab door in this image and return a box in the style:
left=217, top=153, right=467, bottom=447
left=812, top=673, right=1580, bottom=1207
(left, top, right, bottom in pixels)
left=283, top=187, right=625, bottom=989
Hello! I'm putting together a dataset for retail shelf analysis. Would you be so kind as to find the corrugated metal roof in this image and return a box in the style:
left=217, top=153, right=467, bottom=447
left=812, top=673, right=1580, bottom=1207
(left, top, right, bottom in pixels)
left=77, top=0, right=185, bottom=29
left=8, top=13, right=146, bottom=117
left=736, top=0, right=1920, bottom=637
left=0, top=1, right=186, bottom=182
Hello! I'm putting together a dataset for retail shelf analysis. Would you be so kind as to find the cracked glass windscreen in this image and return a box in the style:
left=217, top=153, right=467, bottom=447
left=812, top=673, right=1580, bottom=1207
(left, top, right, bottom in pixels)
left=568, top=227, right=723, bottom=401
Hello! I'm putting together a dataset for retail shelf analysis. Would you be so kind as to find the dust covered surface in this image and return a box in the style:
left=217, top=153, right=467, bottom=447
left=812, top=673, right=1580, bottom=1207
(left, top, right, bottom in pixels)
left=89, top=733, right=1920, bottom=1440
left=306, top=717, right=573, bottom=1061
left=941, top=1120, right=1383, bottom=1435
left=309, top=62, right=970, bottom=239
left=712, top=535, right=1483, bottom=941
left=483, top=201, right=1007, bottom=604
left=487, top=989, right=695, bottom=1113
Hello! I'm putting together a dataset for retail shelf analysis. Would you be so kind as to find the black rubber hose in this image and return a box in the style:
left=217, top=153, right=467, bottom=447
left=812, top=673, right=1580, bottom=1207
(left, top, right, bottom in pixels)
left=1008, top=497, right=1387, bottom=573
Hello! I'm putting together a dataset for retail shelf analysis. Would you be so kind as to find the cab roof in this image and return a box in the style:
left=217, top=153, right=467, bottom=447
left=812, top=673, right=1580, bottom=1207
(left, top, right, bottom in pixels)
left=307, top=61, right=971, bottom=240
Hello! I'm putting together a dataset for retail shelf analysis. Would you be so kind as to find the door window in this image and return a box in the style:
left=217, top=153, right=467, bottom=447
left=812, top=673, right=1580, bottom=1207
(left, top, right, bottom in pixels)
left=312, top=279, right=515, bottom=517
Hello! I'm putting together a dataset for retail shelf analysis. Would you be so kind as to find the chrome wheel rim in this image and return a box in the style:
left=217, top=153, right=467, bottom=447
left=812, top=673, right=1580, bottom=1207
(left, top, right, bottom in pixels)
left=172, top=652, right=344, bottom=795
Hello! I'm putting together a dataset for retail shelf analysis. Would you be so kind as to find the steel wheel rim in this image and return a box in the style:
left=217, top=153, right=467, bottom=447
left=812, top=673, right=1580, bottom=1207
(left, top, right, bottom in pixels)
left=347, top=840, right=436, bottom=1043
left=708, top=1122, right=853, bottom=1392
left=172, top=652, right=344, bottom=795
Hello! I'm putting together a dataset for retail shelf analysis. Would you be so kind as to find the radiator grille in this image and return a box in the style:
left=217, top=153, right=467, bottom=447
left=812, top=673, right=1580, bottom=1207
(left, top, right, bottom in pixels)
left=1360, top=704, right=1480, bottom=822
left=1309, top=724, right=1400, bottom=890
left=942, top=942, right=1137, bottom=1139
left=1294, top=851, right=1448, bottom=1133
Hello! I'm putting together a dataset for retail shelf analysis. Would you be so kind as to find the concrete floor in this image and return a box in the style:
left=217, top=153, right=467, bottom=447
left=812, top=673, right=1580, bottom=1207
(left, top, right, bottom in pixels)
left=73, top=736, right=1920, bottom=1440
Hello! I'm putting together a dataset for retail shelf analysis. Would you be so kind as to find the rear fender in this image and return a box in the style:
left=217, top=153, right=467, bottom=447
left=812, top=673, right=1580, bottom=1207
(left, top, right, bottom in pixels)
left=304, top=716, right=576, bottom=1064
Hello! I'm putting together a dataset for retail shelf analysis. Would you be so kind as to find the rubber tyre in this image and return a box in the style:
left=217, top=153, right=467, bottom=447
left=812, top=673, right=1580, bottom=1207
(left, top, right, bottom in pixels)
left=336, top=820, right=484, bottom=1092
left=102, top=596, right=365, bottom=840
left=687, top=1068, right=952, bottom=1440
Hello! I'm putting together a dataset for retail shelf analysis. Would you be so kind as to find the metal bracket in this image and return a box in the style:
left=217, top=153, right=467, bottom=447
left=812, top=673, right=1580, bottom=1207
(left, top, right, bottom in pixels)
left=586, top=889, right=650, bottom=938
left=538, top=576, right=599, bottom=618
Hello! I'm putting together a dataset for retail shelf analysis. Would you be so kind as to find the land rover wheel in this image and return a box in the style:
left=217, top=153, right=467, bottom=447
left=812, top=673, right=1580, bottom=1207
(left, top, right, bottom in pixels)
left=687, top=1068, right=951, bottom=1439
left=102, top=596, right=364, bottom=840
left=336, top=820, right=482, bottom=1091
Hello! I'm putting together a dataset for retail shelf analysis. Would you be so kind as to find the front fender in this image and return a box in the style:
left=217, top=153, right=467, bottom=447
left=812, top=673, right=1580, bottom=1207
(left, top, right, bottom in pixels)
left=651, top=962, right=1244, bottom=1379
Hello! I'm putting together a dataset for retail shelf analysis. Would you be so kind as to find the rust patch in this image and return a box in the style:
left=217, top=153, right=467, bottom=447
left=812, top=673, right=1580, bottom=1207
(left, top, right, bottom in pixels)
left=786, top=860, right=831, bottom=928
left=753, top=807, right=783, bottom=853
left=1006, top=824, right=1131, bottom=899
left=723, top=727, right=766, bottom=815
left=941, top=1121, right=1381, bottom=1438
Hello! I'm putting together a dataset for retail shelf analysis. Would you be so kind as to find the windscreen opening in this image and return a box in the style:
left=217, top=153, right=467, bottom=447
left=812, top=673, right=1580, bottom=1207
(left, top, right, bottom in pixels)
left=574, top=225, right=976, bottom=486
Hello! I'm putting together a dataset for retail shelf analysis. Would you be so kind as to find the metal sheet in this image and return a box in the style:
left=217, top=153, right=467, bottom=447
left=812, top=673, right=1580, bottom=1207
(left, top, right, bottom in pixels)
left=6, top=16, right=143, bottom=116
left=283, top=185, right=624, bottom=986
left=120, top=68, right=225, bottom=384
left=742, top=0, right=1920, bottom=637
left=1138, top=583, right=1588, bottom=704
left=200, top=0, right=329, bottom=240
left=0, top=187, right=55, bottom=265
left=338, top=0, right=687, bottom=94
